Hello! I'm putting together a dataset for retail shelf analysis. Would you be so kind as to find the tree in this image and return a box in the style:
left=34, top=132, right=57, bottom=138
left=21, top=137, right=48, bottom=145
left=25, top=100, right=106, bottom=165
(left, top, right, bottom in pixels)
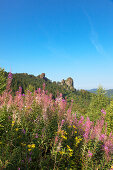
left=0, top=67, right=6, bottom=94
left=87, top=86, right=110, bottom=122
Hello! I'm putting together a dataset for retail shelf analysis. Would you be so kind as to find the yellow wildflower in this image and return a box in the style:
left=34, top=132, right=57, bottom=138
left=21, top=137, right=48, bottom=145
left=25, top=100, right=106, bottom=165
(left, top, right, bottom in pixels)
left=67, top=145, right=73, bottom=157
left=67, top=145, right=73, bottom=152
left=61, top=135, right=67, bottom=140
left=73, top=125, right=76, bottom=129
left=111, top=165, right=113, bottom=169
left=0, top=142, right=2, bottom=144
left=64, top=131, right=67, bottom=135
left=59, top=151, right=65, bottom=155
left=75, top=136, right=82, bottom=146
left=12, top=121, right=15, bottom=127
left=15, top=128, right=19, bottom=131
left=28, top=144, right=31, bottom=148
left=31, top=144, right=35, bottom=148
left=75, top=130, right=77, bottom=134
left=28, top=144, right=35, bottom=149
left=28, top=149, right=32, bottom=151
left=69, top=152, right=73, bottom=157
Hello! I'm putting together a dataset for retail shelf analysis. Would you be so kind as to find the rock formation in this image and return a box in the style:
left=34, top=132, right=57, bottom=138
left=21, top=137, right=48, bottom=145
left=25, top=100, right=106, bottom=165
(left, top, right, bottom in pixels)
left=61, top=77, right=74, bottom=90
left=65, top=77, right=74, bottom=89
left=40, top=73, right=45, bottom=79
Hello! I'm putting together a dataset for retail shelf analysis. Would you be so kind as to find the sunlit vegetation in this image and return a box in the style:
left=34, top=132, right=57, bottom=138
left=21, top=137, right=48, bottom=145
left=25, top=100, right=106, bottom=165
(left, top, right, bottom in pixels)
left=0, top=69, right=113, bottom=169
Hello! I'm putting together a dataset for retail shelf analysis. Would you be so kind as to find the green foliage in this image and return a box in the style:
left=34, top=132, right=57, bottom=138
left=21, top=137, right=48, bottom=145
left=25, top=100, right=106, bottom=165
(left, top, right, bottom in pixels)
left=26, top=84, right=35, bottom=93
left=87, top=86, right=110, bottom=122
left=0, top=67, right=6, bottom=94
left=105, top=99, right=113, bottom=133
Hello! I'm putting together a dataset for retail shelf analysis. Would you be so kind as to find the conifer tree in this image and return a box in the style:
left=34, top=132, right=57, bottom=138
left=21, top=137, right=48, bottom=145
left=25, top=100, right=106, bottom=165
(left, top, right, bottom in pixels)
left=0, top=67, right=6, bottom=94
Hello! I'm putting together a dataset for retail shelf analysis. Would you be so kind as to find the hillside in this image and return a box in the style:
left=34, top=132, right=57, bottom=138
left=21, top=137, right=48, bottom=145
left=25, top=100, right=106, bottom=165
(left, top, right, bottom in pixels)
left=88, top=88, right=113, bottom=98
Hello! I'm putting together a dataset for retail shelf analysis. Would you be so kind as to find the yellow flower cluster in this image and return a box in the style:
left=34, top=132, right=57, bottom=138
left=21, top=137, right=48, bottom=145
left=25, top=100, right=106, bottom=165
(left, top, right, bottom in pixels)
left=67, top=145, right=73, bottom=157
left=75, top=136, right=82, bottom=146
left=59, top=151, right=65, bottom=155
left=15, top=128, right=19, bottom=132
left=27, top=144, right=35, bottom=151
left=61, top=135, right=67, bottom=140
left=57, top=130, right=67, bottom=140
left=73, top=125, right=76, bottom=129
left=111, top=165, right=113, bottom=169
left=0, top=141, right=2, bottom=144
left=12, top=121, right=15, bottom=127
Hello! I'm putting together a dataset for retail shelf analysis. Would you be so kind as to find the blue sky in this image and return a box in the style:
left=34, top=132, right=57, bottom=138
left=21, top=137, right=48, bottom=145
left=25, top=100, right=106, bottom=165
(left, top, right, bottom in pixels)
left=0, top=0, right=113, bottom=89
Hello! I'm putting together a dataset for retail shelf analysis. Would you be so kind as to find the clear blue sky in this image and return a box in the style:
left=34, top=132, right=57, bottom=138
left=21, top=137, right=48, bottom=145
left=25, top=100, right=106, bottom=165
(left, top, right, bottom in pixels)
left=0, top=0, right=113, bottom=89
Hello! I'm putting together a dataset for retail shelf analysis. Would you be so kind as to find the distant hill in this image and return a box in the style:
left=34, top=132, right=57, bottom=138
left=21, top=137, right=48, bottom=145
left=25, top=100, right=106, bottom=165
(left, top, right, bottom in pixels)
left=88, top=88, right=113, bottom=98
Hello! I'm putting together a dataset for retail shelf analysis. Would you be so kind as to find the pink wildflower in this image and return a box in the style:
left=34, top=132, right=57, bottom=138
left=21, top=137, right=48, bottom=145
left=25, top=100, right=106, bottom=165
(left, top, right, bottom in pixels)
left=35, top=133, right=38, bottom=138
left=99, top=134, right=105, bottom=141
left=61, top=119, right=65, bottom=126
left=88, top=150, right=93, bottom=157
left=101, top=109, right=106, bottom=115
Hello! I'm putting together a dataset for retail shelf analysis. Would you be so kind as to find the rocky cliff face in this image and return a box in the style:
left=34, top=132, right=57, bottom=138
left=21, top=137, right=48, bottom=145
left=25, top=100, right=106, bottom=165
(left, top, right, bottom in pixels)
left=40, top=73, right=45, bottom=79
left=38, top=73, right=75, bottom=90
left=61, top=77, right=74, bottom=90
left=65, top=77, right=74, bottom=88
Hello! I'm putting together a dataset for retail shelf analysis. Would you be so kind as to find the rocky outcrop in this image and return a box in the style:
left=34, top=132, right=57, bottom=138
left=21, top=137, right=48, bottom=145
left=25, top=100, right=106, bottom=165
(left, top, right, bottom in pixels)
left=61, top=77, right=74, bottom=90
left=40, top=73, right=45, bottom=79
left=61, top=79, right=65, bottom=85
left=65, top=77, right=74, bottom=88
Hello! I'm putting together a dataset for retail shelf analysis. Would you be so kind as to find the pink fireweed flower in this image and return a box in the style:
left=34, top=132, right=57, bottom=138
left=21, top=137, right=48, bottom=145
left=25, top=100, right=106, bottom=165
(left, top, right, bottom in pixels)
left=19, top=86, right=22, bottom=94
left=83, top=117, right=93, bottom=142
left=71, top=99, right=73, bottom=103
left=54, top=136, right=58, bottom=144
left=8, top=72, right=13, bottom=79
left=78, top=116, right=84, bottom=125
left=99, top=134, right=106, bottom=141
left=67, top=108, right=72, bottom=125
left=22, top=129, right=26, bottom=134
left=61, top=119, right=65, bottom=126
left=88, top=150, right=93, bottom=157
left=104, top=146, right=109, bottom=155
left=101, top=109, right=106, bottom=115
left=38, top=88, right=41, bottom=94
left=35, top=133, right=38, bottom=138
left=60, top=93, right=62, bottom=97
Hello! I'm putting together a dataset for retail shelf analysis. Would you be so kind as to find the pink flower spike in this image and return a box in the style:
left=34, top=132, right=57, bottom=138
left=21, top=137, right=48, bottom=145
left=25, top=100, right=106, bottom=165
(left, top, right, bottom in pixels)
left=35, top=133, right=38, bottom=138
left=101, top=109, right=106, bottom=115
left=61, top=119, right=65, bottom=126
left=88, top=150, right=93, bottom=157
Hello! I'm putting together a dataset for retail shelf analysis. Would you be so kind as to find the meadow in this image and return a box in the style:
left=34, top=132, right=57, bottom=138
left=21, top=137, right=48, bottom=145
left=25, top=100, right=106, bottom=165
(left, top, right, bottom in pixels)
left=0, top=72, right=113, bottom=169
